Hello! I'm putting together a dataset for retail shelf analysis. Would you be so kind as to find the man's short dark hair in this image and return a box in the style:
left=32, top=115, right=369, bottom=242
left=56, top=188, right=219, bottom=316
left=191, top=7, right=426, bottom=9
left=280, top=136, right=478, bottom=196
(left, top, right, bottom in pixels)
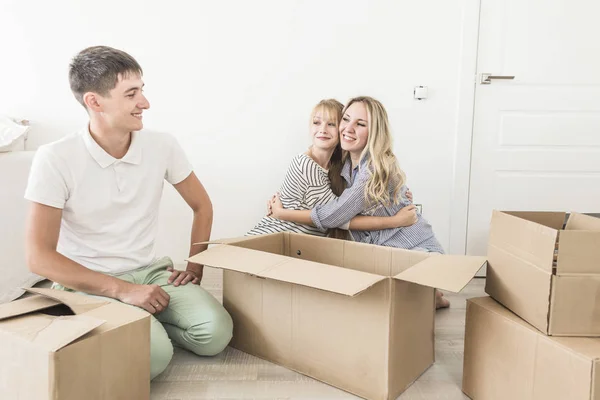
left=69, top=46, right=143, bottom=107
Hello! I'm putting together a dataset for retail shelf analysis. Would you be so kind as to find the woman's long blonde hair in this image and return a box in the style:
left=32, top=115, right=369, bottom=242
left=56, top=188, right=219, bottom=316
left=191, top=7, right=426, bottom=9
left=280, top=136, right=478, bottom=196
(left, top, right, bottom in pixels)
left=344, top=96, right=406, bottom=206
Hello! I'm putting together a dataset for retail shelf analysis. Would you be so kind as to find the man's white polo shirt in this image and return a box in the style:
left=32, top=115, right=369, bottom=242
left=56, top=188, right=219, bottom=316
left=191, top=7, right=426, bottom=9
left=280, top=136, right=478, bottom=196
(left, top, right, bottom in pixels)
left=24, top=127, right=193, bottom=274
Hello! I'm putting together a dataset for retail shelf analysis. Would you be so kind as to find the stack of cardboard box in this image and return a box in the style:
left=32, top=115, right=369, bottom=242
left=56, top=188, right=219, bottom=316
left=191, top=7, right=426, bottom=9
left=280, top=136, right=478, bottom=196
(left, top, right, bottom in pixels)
left=189, top=232, right=487, bottom=400
left=462, top=211, right=600, bottom=400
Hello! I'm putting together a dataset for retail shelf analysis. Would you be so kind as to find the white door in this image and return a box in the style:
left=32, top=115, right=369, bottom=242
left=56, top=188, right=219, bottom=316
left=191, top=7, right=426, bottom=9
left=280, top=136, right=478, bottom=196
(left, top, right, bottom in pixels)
left=466, top=0, right=600, bottom=260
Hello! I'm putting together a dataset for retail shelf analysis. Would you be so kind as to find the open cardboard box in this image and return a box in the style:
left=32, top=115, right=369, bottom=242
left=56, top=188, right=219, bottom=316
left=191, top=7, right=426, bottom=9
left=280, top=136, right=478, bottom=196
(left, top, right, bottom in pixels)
left=188, top=232, right=486, bottom=400
left=0, top=288, right=150, bottom=400
left=486, top=211, right=600, bottom=336
left=463, top=296, right=600, bottom=400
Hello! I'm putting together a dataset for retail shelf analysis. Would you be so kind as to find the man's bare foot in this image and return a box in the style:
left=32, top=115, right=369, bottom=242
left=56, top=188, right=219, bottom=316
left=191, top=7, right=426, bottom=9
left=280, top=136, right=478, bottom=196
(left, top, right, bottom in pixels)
left=436, top=290, right=450, bottom=309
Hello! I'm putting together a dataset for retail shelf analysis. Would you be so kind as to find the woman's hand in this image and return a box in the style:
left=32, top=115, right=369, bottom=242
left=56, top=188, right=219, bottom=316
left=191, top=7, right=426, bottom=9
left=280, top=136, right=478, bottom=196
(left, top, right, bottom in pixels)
left=392, top=204, right=418, bottom=227
left=405, top=188, right=413, bottom=202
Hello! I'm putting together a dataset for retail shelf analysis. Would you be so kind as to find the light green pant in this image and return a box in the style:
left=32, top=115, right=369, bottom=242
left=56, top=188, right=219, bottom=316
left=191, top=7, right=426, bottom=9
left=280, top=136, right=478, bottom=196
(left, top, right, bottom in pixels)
left=53, top=257, right=233, bottom=380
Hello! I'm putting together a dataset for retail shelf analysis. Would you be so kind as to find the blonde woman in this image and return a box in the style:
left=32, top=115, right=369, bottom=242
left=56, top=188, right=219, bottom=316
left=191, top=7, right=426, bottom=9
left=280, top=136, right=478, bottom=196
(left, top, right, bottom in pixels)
left=269, top=96, right=449, bottom=308
left=248, top=99, right=417, bottom=237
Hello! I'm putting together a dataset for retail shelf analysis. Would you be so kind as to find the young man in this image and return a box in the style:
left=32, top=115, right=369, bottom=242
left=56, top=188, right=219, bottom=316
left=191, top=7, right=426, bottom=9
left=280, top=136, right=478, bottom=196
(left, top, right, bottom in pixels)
left=24, top=46, right=233, bottom=379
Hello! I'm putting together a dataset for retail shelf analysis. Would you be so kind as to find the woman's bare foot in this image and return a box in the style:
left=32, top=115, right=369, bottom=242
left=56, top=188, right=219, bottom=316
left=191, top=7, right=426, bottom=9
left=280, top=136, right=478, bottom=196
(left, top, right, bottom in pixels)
left=436, top=290, right=450, bottom=309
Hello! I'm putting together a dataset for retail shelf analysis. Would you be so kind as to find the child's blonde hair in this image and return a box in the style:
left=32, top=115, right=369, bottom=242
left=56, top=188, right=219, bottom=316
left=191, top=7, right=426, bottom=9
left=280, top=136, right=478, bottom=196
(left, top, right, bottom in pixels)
left=310, top=99, right=349, bottom=240
left=309, top=99, right=345, bottom=197
left=309, top=99, right=344, bottom=129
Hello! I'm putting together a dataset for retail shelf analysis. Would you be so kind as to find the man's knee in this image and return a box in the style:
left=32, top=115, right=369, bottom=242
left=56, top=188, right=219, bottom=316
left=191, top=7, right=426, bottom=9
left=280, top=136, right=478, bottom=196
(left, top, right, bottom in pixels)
left=150, top=322, right=174, bottom=380
left=188, top=306, right=233, bottom=356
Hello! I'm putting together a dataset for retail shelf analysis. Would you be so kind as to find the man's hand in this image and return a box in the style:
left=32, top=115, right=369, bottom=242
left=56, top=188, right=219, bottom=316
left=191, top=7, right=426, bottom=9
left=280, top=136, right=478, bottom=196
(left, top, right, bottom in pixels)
left=117, top=283, right=170, bottom=314
left=167, top=265, right=202, bottom=286
left=393, top=204, right=418, bottom=227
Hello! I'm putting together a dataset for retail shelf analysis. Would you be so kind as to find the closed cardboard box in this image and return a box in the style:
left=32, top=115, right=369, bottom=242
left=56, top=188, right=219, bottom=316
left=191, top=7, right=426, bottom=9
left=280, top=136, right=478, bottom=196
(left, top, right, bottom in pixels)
left=463, top=296, right=600, bottom=400
left=189, top=232, right=486, bottom=400
left=0, top=288, right=150, bottom=400
left=486, top=211, right=600, bottom=336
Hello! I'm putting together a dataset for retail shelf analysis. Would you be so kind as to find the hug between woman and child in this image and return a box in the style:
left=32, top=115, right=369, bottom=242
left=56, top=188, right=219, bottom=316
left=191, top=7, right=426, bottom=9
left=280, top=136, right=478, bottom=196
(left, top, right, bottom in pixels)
left=247, top=96, right=450, bottom=309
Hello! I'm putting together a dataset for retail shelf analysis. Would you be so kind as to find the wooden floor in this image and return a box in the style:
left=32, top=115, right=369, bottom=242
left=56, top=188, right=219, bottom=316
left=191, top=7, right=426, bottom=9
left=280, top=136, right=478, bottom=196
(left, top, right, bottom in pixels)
left=151, top=267, right=486, bottom=400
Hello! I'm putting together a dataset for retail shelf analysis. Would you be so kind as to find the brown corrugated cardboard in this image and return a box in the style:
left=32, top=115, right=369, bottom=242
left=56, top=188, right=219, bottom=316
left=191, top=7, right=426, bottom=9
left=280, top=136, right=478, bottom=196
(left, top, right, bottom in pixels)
left=0, top=287, right=150, bottom=400
left=463, top=296, right=600, bottom=400
left=565, top=212, right=600, bottom=230
left=189, top=232, right=486, bottom=400
left=486, top=210, right=600, bottom=336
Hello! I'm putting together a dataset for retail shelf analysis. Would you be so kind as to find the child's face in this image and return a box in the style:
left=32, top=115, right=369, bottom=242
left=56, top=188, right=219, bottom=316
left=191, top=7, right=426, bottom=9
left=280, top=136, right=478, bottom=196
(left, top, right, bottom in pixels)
left=340, top=101, right=369, bottom=154
left=311, top=112, right=339, bottom=151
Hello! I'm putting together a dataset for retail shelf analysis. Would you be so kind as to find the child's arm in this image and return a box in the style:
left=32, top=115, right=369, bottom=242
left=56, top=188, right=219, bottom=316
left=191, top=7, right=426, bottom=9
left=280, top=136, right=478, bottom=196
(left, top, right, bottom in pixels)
left=348, top=187, right=415, bottom=229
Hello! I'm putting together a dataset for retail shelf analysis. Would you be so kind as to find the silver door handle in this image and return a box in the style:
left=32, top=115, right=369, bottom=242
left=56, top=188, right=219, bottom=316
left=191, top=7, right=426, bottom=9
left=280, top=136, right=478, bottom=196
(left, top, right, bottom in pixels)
left=480, top=73, right=515, bottom=84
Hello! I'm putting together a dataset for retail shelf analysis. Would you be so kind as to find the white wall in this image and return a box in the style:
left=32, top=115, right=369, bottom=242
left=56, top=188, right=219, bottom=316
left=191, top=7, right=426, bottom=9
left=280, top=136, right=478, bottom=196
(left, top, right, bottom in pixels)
left=0, top=0, right=477, bottom=254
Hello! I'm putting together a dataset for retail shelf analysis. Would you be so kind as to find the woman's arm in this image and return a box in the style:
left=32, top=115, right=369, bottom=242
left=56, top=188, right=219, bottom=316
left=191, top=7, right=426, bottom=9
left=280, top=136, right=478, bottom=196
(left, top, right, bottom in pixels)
left=348, top=187, right=415, bottom=230
left=349, top=205, right=417, bottom=230
left=270, top=195, right=418, bottom=230
left=308, top=171, right=371, bottom=230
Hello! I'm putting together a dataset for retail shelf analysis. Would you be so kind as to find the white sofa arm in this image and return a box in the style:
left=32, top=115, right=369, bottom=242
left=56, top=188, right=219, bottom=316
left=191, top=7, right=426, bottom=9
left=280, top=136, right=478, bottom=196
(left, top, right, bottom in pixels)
left=0, top=151, right=46, bottom=303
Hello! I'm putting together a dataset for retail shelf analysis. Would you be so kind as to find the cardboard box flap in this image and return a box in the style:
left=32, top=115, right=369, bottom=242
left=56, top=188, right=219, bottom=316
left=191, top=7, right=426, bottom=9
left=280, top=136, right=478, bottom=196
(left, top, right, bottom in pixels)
left=187, top=244, right=290, bottom=276
left=565, top=213, right=600, bottom=231
left=194, top=234, right=286, bottom=256
left=0, top=313, right=106, bottom=352
left=504, top=211, right=566, bottom=230
left=193, top=236, right=253, bottom=246
left=188, top=244, right=386, bottom=296
left=556, top=230, right=600, bottom=274
left=260, top=258, right=386, bottom=296
left=489, top=211, right=557, bottom=273
left=0, top=295, right=61, bottom=321
left=33, top=315, right=106, bottom=351
left=0, top=288, right=108, bottom=321
left=394, top=255, right=486, bottom=293
left=23, top=288, right=109, bottom=315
